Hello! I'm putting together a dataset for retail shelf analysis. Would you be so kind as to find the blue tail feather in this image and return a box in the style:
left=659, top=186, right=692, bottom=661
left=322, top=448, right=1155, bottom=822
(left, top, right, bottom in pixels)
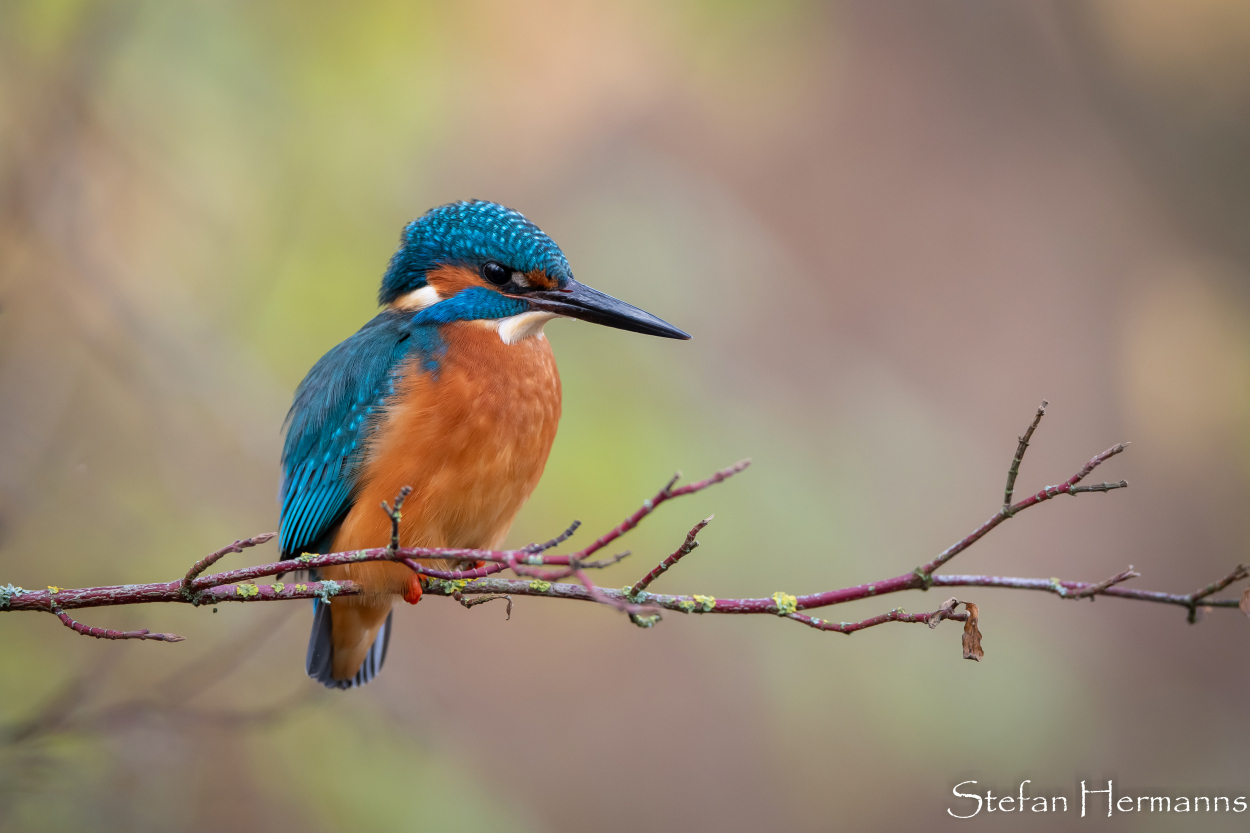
left=306, top=599, right=392, bottom=690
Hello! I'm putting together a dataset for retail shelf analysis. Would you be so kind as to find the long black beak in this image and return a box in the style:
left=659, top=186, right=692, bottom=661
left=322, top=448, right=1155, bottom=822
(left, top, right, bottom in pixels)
left=518, top=280, right=691, bottom=339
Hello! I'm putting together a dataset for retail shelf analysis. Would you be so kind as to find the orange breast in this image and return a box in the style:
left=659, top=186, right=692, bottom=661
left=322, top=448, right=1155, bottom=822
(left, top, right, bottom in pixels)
left=326, top=320, right=562, bottom=601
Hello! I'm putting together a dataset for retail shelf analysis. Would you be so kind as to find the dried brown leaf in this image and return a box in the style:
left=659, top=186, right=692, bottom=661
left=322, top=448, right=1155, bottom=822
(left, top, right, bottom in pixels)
left=1240, top=586, right=1250, bottom=618
left=962, top=601, right=984, bottom=661
left=929, top=597, right=959, bottom=629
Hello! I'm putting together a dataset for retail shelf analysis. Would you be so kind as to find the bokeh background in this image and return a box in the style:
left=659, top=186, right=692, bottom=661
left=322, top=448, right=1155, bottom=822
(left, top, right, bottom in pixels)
left=2, top=1, right=1249, bottom=830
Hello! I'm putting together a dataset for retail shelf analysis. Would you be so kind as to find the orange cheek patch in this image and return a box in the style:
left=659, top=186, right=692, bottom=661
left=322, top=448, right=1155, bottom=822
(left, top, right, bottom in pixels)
left=524, top=270, right=557, bottom=289
left=403, top=574, right=424, bottom=605
left=425, top=264, right=488, bottom=297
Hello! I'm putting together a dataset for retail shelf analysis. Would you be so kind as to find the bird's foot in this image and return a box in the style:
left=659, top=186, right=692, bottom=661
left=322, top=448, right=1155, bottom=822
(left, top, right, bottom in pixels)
left=403, top=574, right=424, bottom=605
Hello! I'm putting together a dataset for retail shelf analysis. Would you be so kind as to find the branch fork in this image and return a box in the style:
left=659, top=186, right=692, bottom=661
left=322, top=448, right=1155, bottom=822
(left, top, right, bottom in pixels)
left=3, top=404, right=1247, bottom=661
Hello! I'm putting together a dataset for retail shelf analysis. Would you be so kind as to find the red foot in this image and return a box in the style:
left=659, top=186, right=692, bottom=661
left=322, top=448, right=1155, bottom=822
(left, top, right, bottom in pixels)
left=403, top=575, right=424, bottom=605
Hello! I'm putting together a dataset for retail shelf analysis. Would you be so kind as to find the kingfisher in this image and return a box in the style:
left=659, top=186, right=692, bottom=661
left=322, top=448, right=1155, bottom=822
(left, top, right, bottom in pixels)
left=279, top=200, right=688, bottom=688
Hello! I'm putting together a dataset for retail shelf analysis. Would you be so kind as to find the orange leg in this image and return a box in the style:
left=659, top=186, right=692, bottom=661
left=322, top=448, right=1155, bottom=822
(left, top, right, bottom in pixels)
left=403, top=573, right=423, bottom=605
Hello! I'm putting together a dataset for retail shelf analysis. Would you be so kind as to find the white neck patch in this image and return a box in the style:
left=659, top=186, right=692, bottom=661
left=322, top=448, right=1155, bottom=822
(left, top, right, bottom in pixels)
left=496, top=311, right=560, bottom=345
left=390, top=285, right=441, bottom=311
left=393, top=288, right=559, bottom=345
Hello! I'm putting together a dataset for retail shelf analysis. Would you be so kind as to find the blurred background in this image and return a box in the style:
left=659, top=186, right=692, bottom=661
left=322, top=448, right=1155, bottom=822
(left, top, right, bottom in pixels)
left=2, top=1, right=1249, bottom=830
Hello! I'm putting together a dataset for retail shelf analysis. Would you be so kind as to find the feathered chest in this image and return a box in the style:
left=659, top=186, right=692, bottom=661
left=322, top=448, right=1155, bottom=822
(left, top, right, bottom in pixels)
left=348, top=320, right=562, bottom=550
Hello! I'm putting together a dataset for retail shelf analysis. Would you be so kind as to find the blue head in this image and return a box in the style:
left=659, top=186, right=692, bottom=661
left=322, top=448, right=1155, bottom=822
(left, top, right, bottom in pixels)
left=378, top=200, right=688, bottom=340
left=380, top=200, right=572, bottom=303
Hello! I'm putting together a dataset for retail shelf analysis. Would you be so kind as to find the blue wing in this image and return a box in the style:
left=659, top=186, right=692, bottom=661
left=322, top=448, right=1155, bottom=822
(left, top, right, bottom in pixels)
left=279, top=288, right=520, bottom=557
left=279, top=310, right=418, bottom=558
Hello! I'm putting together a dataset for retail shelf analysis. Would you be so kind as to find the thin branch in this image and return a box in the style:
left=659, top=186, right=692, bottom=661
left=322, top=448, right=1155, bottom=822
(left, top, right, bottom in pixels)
left=928, top=574, right=1241, bottom=608
left=575, top=566, right=659, bottom=620
left=181, top=533, right=275, bottom=600
left=6, top=579, right=363, bottom=612
left=570, top=461, right=749, bottom=565
left=451, top=591, right=513, bottom=619
left=629, top=516, right=712, bottom=597
left=1184, top=563, right=1249, bottom=623
left=581, top=550, right=632, bottom=570
left=786, top=604, right=968, bottom=635
left=381, top=485, right=413, bottom=554
left=52, top=605, right=184, bottom=642
left=3, top=408, right=1247, bottom=665
left=1064, top=566, right=1139, bottom=600
left=412, top=568, right=1244, bottom=616
left=1004, top=400, right=1046, bottom=513
left=524, top=520, right=582, bottom=554
left=1188, top=563, right=1249, bottom=604
left=915, top=441, right=1128, bottom=581
left=1070, top=481, right=1130, bottom=494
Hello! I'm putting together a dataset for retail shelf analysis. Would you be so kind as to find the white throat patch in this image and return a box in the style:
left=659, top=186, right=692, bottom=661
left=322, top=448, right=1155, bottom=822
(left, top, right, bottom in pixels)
left=390, top=285, right=440, bottom=311
left=496, top=311, right=559, bottom=345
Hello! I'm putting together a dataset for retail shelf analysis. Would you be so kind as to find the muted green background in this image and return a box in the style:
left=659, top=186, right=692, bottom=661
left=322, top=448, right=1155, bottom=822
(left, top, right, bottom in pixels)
left=2, top=2, right=1250, bottom=831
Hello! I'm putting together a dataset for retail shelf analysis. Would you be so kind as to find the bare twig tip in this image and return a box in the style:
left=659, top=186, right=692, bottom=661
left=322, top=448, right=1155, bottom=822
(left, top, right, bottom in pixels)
left=13, top=441, right=1249, bottom=656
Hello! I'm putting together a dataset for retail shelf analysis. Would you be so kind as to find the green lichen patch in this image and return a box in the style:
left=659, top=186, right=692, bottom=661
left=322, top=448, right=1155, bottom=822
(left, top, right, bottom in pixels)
left=0, top=584, right=27, bottom=609
left=271, top=583, right=286, bottom=594
left=427, top=578, right=471, bottom=594
left=236, top=583, right=260, bottom=598
left=314, top=580, right=343, bottom=603
left=677, top=598, right=697, bottom=613
left=293, top=583, right=308, bottom=594
left=622, top=586, right=647, bottom=603
left=692, top=594, right=716, bottom=612
left=772, top=591, right=798, bottom=616
left=528, top=580, right=552, bottom=593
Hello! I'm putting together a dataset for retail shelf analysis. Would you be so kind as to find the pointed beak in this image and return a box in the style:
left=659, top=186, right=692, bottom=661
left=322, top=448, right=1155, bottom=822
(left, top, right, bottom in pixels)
left=517, top=280, right=691, bottom=340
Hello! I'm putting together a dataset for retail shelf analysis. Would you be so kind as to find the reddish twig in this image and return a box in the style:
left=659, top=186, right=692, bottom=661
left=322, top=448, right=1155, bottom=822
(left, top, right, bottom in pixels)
left=52, top=605, right=184, bottom=642
left=787, top=596, right=982, bottom=663
left=4, top=407, right=1247, bottom=664
left=630, top=516, right=713, bottom=598
left=915, top=435, right=1127, bottom=582
left=450, top=590, right=513, bottom=619
left=569, top=461, right=748, bottom=565
left=576, top=566, right=661, bottom=622
left=181, top=533, right=276, bottom=600
left=368, top=571, right=1250, bottom=614
left=1064, top=566, right=1140, bottom=600
left=6, top=579, right=362, bottom=613
left=1183, top=563, right=1249, bottom=623
left=524, top=520, right=582, bottom=554
left=381, top=485, right=413, bottom=553
left=787, top=604, right=969, bottom=634
left=1004, top=400, right=1046, bottom=513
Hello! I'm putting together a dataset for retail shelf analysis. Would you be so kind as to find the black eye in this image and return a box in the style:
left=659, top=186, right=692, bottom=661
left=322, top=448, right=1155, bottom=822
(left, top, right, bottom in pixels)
left=481, top=261, right=511, bottom=286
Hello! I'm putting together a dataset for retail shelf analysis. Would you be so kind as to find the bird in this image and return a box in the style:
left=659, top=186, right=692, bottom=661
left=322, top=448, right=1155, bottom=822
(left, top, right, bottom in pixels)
left=278, top=199, right=689, bottom=688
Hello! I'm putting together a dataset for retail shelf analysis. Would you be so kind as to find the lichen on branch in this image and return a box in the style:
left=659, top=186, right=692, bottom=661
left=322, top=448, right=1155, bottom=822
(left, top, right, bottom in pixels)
left=2, top=404, right=1246, bottom=660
